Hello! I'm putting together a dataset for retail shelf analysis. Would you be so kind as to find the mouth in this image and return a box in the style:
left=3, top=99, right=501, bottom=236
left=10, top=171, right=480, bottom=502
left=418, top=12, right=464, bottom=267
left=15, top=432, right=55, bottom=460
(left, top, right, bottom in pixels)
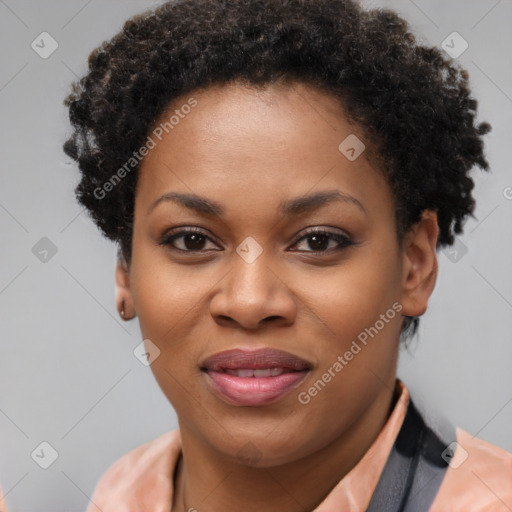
left=200, top=348, right=312, bottom=406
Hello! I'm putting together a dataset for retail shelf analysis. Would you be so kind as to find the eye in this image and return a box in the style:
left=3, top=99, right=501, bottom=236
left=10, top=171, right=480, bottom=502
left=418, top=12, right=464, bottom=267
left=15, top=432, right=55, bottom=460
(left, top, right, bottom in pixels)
left=290, top=228, right=355, bottom=253
left=159, top=227, right=220, bottom=253
left=159, top=227, right=355, bottom=254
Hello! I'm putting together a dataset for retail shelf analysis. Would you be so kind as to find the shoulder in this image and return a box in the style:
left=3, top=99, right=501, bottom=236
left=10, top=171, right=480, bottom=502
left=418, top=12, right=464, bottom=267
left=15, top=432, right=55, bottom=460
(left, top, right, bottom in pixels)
left=86, top=429, right=181, bottom=512
left=0, top=486, right=9, bottom=512
left=431, top=428, right=512, bottom=511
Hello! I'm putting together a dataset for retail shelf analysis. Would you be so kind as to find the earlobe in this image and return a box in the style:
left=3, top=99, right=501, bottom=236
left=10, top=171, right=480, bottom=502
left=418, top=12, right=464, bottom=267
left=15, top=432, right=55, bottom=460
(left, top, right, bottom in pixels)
left=115, top=255, right=136, bottom=321
left=400, top=211, right=439, bottom=318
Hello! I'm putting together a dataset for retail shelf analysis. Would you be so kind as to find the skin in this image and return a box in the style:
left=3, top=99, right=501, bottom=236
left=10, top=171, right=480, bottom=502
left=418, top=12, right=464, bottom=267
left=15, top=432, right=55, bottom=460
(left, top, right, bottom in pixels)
left=115, top=80, right=438, bottom=512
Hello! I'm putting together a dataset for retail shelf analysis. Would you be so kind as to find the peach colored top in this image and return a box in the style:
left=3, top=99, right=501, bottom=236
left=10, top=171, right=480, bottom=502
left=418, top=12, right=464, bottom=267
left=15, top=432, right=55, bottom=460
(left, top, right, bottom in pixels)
left=1, top=380, right=510, bottom=511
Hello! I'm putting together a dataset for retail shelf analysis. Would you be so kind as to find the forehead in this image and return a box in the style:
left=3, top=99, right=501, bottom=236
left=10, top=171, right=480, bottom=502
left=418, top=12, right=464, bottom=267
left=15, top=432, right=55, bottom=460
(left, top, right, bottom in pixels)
left=135, top=80, right=392, bottom=217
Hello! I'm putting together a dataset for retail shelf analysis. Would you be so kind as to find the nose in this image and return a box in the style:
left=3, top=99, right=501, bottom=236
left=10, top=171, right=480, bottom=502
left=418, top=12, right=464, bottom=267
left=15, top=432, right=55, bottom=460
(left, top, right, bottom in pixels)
left=209, top=251, right=297, bottom=330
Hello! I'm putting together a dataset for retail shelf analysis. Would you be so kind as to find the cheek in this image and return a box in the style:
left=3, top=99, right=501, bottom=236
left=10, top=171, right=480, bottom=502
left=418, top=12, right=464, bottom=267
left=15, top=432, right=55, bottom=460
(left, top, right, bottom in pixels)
left=129, top=255, right=220, bottom=405
left=295, top=245, right=402, bottom=347
left=291, top=243, right=402, bottom=402
left=130, top=261, right=212, bottom=419
left=131, top=253, right=211, bottom=340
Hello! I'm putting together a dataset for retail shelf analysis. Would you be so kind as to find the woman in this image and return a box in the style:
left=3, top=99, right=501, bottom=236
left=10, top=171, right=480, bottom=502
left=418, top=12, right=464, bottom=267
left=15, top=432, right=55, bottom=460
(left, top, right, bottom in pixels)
left=61, top=0, right=511, bottom=510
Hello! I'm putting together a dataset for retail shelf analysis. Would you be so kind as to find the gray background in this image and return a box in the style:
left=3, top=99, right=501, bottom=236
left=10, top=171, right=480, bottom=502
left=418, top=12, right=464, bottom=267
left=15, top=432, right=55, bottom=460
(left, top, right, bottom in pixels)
left=0, top=0, right=511, bottom=510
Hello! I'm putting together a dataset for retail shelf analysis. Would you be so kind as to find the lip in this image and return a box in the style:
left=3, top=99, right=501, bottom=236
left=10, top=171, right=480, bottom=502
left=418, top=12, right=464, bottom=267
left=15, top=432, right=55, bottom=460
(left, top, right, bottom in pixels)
left=201, top=348, right=312, bottom=407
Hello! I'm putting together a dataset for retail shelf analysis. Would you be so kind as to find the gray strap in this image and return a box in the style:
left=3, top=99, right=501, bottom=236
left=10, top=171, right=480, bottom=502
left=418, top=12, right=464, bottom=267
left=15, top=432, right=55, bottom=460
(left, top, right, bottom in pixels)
left=366, top=399, right=454, bottom=512
left=403, top=407, right=455, bottom=512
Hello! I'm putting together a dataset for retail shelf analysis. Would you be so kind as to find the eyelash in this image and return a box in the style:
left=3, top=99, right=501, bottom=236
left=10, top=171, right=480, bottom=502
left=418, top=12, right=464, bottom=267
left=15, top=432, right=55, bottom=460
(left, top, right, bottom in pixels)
left=158, top=227, right=355, bottom=254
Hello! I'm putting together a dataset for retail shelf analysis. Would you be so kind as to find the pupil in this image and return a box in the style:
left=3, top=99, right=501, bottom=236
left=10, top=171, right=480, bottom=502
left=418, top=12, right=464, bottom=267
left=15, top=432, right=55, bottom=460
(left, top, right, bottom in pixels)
left=309, top=234, right=328, bottom=251
left=185, top=233, right=205, bottom=250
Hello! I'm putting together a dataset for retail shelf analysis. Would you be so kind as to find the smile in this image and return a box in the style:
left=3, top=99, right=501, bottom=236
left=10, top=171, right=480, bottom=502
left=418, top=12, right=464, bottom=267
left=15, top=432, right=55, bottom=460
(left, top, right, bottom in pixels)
left=201, top=348, right=312, bottom=406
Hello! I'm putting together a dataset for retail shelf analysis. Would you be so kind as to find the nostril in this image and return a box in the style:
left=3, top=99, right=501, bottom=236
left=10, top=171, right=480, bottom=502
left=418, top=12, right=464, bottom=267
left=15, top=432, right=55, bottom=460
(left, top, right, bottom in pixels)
left=262, top=315, right=282, bottom=324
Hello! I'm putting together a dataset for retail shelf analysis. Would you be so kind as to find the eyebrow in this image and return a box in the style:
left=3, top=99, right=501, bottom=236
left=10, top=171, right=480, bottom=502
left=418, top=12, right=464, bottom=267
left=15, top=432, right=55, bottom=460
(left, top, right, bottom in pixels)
left=149, top=190, right=366, bottom=217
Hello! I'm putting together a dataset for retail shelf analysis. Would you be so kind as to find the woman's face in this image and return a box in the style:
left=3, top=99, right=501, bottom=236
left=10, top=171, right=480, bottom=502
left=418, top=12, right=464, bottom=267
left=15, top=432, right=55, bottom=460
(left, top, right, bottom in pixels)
left=125, top=81, right=420, bottom=466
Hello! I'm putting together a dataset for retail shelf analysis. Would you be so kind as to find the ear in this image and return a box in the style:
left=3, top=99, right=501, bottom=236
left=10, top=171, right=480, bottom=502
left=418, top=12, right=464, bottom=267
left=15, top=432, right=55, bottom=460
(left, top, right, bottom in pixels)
left=115, top=252, right=136, bottom=321
left=399, top=210, right=439, bottom=317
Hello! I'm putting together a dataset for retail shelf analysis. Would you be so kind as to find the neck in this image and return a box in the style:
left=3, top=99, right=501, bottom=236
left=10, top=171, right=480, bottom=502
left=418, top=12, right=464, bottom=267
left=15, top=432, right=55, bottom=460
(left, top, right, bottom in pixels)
left=172, top=381, right=398, bottom=512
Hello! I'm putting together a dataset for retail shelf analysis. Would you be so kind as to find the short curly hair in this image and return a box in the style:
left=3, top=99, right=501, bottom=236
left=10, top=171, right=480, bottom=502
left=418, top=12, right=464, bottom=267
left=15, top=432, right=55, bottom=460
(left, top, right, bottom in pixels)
left=63, top=0, right=490, bottom=337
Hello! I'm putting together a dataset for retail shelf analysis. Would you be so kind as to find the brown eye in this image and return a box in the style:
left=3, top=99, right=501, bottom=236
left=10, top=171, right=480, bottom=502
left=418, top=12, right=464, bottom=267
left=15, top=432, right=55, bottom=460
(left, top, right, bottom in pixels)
left=177, top=233, right=208, bottom=251
left=291, top=229, right=354, bottom=253
left=159, top=228, right=220, bottom=252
